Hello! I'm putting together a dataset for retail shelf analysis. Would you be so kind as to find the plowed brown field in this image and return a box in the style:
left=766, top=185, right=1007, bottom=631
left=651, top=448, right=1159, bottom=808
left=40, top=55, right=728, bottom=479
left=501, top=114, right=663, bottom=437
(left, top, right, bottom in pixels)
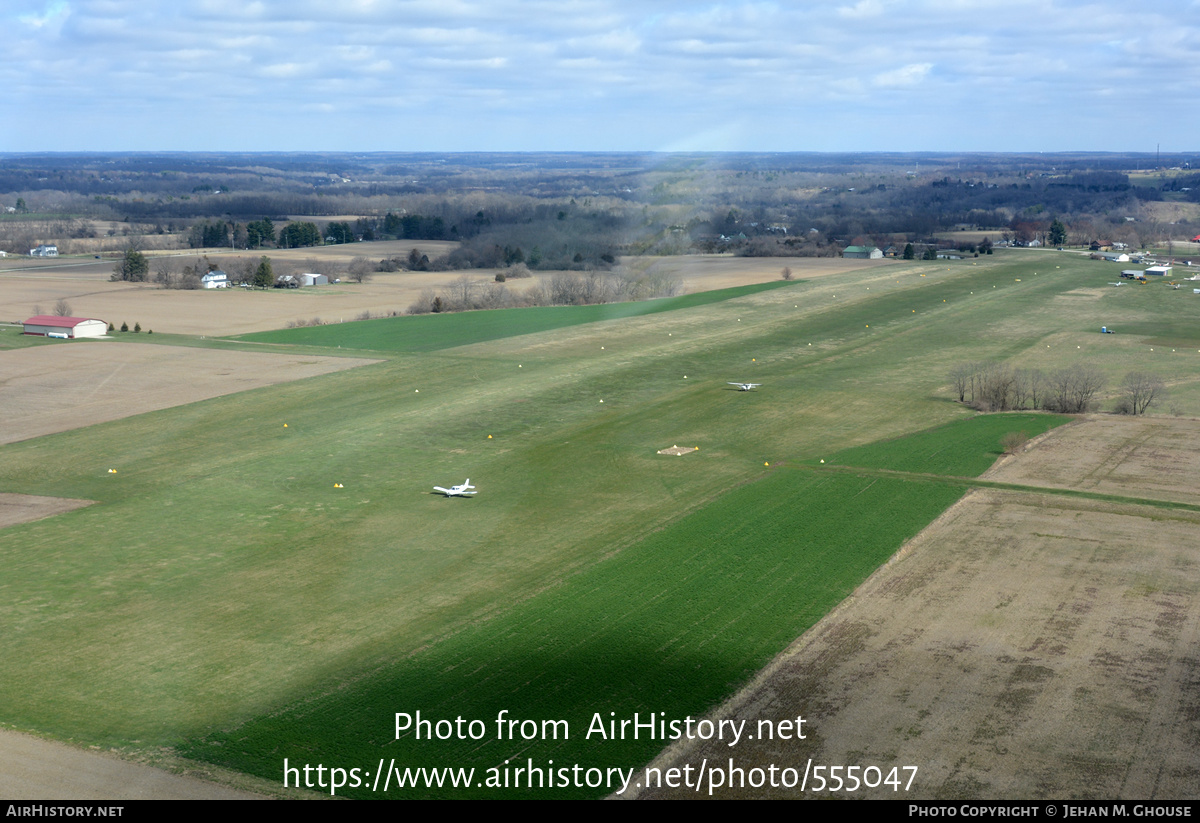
left=632, top=417, right=1200, bottom=800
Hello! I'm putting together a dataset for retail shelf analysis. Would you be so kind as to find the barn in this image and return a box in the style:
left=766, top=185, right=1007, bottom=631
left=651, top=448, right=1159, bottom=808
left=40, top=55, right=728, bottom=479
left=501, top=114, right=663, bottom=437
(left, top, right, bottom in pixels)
left=23, top=316, right=109, bottom=339
left=842, top=245, right=883, bottom=259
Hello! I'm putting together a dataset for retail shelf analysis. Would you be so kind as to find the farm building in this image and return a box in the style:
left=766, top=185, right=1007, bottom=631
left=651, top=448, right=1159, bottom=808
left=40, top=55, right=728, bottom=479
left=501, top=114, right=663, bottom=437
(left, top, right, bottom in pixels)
left=201, top=270, right=229, bottom=289
left=300, top=273, right=328, bottom=286
left=30, top=245, right=59, bottom=257
left=842, top=245, right=883, bottom=259
left=1146, top=266, right=1173, bottom=276
left=23, top=315, right=108, bottom=339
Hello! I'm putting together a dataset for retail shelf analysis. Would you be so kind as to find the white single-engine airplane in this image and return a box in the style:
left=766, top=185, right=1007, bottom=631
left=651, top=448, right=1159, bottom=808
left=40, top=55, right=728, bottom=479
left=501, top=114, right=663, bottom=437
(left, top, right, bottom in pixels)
left=434, top=479, right=477, bottom=497
left=728, top=382, right=762, bottom=391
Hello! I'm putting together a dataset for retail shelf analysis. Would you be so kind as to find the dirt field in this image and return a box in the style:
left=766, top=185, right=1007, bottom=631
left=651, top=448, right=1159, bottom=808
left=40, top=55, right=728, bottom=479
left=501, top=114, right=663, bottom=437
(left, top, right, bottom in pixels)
left=0, top=342, right=379, bottom=445
left=630, top=417, right=1200, bottom=800
left=0, top=246, right=888, bottom=336
left=0, top=729, right=270, bottom=800
left=0, top=493, right=93, bottom=527
left=984, top=415, right=1200, bottom=507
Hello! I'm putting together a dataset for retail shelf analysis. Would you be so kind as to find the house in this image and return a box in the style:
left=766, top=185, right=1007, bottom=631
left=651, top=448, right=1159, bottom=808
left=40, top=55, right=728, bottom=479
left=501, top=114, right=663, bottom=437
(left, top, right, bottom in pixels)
left=201, top=270, right=229, bottom=289
left=23, top=315, right=108, bottom=338
left=30, top=245, right=59, bottom=257
left=842, top=245, right=883, bottom=259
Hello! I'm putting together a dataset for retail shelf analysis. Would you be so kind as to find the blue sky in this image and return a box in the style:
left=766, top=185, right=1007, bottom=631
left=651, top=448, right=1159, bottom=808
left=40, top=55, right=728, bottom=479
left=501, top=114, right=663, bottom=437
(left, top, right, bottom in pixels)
left=3, top=0, right=1196, bottom=152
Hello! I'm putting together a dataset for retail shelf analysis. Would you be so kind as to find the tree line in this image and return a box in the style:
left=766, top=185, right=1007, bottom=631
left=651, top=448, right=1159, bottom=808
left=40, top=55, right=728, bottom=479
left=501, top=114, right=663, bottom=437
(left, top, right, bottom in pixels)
left=950, top=361, right=1165, bottom=415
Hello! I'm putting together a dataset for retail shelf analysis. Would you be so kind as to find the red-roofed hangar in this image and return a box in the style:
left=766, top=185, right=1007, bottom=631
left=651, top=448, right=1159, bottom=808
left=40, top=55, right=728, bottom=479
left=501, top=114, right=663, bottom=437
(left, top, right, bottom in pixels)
left=23, top=316, right=108, bottom=339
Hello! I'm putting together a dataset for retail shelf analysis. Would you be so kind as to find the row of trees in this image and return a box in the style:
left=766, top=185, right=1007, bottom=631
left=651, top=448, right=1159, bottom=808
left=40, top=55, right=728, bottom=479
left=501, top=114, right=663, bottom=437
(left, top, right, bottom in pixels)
left=950, top=362, right=1165, bottom=415
left=407, top=270, right=682, bottom=315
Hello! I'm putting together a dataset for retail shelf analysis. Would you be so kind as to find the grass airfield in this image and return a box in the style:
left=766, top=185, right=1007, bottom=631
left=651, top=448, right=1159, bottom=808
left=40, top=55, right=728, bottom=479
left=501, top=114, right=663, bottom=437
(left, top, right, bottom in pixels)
left=2, top=250, right=1199, bottom=797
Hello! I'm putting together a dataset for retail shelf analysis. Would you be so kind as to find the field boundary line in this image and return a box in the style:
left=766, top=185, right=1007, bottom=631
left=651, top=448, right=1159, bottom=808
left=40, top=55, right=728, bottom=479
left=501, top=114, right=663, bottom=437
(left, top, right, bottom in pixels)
left=792, top=463, right=1200, bottom=514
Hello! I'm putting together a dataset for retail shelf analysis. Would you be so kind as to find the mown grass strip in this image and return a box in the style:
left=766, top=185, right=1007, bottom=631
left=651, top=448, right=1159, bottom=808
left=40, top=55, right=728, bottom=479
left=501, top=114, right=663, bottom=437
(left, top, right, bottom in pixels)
left=228, top=280, right=801, bottom=352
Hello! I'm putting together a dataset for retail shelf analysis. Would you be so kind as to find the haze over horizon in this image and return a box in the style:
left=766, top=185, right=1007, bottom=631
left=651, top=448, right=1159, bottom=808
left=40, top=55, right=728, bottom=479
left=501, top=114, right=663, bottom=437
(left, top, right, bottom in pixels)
left=4, top=0, right=1196, bottom=155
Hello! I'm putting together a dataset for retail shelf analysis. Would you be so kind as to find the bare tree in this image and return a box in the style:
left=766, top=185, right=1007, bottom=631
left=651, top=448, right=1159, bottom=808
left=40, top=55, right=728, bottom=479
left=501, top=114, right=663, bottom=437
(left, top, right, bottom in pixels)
left=348, top=256, right=373, bottom=284
left=781, top=266, right=793, bottom=280
left=977, top=363, right=1016, bottom=411
left=52, top=298, right=72, bottom=316
left=1045, top=365, right=1105, bottom=413
left=1117, top=372, right=1165, bottom=415
left=154, top=262, right=176, bottom=289
left=1020, top=368, right=1045, bottom=410
left=446, top=274, right=477, bottom=309
left=949, top=363, right=975, bottom=403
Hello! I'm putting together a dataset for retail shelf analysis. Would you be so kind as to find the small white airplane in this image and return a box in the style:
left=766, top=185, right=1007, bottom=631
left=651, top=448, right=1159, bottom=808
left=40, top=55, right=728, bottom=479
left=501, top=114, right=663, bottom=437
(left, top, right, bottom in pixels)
left=728, top=382, right=762, bottom=391
left=433, top=479, right=477, bottom=497
left=1108, top=282, right=1125, bottom=287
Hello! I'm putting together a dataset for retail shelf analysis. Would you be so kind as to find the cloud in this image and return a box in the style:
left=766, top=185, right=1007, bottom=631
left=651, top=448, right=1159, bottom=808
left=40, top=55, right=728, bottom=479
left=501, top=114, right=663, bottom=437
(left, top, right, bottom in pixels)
left=18, top=0, right=70, bottom=31
left=4, top=0, right=1200, bottom=151
left=838, top=0, right=884, bottom=19
left=873, top=63, right=933, bottom=88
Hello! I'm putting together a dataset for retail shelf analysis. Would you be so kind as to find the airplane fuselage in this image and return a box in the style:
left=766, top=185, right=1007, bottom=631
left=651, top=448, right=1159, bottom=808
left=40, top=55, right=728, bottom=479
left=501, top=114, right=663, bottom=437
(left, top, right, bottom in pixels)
left=434, top=479, right=477, bottom=496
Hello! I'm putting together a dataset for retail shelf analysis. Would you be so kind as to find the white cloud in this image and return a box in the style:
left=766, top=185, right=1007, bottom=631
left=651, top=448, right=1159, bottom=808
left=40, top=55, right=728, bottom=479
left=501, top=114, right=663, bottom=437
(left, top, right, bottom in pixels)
left=18, top=0, right=70, bottom=31
left=838, top=0, right=884, bottom=19
left=4, top=0, right=1200, bottom=151
left=261, top=62, right=305, bottom=78
left=872, top=63, right=933, bottom=88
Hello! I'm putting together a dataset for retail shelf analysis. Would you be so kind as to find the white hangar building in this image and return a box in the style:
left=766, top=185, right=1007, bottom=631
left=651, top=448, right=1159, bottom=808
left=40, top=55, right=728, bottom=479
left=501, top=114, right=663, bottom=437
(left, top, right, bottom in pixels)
left=23, top=315, right=109, bottom=339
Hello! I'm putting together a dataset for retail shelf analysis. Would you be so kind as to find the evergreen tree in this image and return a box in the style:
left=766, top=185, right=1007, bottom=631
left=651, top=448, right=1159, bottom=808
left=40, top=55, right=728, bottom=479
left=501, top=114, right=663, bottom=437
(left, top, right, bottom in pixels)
left=253, top=256, right=274, bottom=288
left=111, top=246, right=149, bottom=281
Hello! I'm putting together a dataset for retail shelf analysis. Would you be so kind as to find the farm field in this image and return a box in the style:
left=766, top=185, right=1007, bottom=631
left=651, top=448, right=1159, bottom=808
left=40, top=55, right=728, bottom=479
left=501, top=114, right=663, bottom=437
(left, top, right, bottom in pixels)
left=983, top=415, right=1200, bottom=507
left=0, top=244, right=881, bottom=336
left=0, top=729, right=263, bottom=800
left=0, top=340, right=379, bottom=445
left=1, top=249, right=1199, bottom=799
left=635, top=418, right=1200, bottom=799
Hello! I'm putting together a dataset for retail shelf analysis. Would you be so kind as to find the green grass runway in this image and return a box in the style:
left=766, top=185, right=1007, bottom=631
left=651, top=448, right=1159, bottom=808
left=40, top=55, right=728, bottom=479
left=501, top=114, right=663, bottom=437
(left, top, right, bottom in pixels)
left=0, top=251, right=1196, bottom=797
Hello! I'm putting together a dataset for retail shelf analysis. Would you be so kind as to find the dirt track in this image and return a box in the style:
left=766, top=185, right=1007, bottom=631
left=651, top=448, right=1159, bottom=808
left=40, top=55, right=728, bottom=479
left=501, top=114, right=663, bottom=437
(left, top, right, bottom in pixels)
left=630, top=416, right=1200, bottom=800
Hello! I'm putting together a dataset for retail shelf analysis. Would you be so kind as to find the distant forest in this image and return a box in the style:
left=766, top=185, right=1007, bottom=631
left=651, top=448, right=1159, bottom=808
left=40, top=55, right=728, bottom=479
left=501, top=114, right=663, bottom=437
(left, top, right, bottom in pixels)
left=1, top=151, right=1197, bottom=264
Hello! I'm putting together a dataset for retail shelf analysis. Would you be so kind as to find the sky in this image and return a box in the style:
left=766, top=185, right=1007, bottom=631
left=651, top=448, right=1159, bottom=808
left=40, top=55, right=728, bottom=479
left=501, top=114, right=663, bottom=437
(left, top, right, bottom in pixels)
left=3, top=0, right=1197, bottom=153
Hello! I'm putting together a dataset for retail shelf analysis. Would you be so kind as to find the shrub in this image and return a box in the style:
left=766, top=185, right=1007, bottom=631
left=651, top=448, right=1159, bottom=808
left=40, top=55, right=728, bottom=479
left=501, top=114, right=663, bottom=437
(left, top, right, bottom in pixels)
left=1000, top=431, right=1029, bottom=454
